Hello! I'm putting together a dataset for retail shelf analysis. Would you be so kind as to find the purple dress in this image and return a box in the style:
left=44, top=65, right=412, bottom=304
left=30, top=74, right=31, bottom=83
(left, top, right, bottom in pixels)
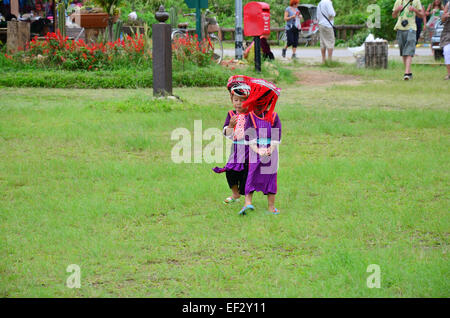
left=245, top=111, right=282, bottom=195
left=213, top=110, right=250, bottom=173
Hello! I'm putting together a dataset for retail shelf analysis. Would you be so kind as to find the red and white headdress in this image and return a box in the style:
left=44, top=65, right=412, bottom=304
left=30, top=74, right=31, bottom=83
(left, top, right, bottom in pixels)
left=227, top=75, right=252, bottom=97
left=243, top=78, right=281, bottom=124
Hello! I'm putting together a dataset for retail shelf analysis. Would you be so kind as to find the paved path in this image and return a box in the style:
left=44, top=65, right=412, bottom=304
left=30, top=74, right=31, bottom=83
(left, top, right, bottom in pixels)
left=223, top=47, right=434, bottom=62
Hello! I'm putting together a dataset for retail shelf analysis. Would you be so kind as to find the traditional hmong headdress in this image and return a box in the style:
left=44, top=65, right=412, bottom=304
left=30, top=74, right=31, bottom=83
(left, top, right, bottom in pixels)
left=243, top=78, right=281, bottom=124
left=226, top=75, right=252, bottom=97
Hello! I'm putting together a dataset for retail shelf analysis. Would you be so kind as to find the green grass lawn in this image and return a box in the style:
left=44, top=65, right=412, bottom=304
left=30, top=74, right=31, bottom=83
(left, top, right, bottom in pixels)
left=0, top=62, right=448, bottom=297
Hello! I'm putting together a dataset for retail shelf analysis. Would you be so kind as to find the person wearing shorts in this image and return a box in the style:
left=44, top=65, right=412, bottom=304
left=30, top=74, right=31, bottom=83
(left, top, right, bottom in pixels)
left=317, top=0, right=336, bottom=63
left=392, top=0, right=425, bottom=80
left=440, top=2, right=450, bottom=80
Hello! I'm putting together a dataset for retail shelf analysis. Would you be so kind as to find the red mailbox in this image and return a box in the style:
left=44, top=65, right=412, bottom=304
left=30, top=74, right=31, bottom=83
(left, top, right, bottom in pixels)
left=244, top=2, right=271, bottom=37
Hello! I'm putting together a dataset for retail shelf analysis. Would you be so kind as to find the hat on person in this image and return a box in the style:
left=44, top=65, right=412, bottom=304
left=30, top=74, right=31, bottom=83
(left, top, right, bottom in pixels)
left=243, top=78, right=281, bottom=124
left=227, top=75, right=252, bottom=97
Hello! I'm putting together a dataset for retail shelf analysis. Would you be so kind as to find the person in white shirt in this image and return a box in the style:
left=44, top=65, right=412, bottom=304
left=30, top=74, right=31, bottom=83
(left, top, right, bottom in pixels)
left=317, top=0, right=336, bottom=63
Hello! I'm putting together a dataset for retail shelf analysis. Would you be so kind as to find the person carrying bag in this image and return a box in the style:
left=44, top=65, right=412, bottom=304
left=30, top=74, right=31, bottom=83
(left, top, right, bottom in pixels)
left=317, top=0, right=336, bottom=63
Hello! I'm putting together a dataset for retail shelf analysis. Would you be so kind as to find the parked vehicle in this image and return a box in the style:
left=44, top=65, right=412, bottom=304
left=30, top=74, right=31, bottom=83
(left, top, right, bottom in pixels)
left=298, top=4, right=319, bottom=46
left=278, top=4, right=319, bottom=46
left=431, top=0, right=449, bottom=60
left=432, top=17, right=444, bottom=60
left=171, top=9, right=223, bottom=64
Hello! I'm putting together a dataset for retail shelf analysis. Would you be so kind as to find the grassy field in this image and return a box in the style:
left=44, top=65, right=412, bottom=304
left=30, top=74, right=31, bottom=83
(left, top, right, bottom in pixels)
left=0, top=62, right=448, bottom=297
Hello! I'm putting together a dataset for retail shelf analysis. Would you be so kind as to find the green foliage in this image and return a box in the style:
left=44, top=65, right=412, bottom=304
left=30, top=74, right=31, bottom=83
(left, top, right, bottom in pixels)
left=0, top=53, right=293, bottom=88
left=347, top=29, right=371, bottom=47
left=93, top=0, right=124, bottom=15
left=120, top=0, right=188, bottom=28
left=57, top=2, right=66, bottom=38
left=0, top=69, right=152, bottom=88
left=123, top=0, right=402, bottom=41
left=335, top=12, right=368, bottom=26
left=373, top=0, right=399, bottom=42
left=169, top=6, right=179, bottom=29
left=0, top=51, right=234, bottom=88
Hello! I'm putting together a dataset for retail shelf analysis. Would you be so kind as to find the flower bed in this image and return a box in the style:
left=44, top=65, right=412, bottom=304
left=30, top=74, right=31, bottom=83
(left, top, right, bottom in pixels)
left=172, top=34, right=214, bottom=67
left=18, top=30, right=148, bottom=71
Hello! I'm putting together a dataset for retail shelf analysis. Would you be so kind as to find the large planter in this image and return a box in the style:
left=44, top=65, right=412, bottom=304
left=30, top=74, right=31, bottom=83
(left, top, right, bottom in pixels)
left=74, top=13, right=108, bottom=28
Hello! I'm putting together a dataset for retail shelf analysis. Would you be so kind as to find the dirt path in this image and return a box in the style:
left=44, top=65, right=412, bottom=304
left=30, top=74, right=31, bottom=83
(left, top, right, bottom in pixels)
left=293, top=68, right=363, bottom=87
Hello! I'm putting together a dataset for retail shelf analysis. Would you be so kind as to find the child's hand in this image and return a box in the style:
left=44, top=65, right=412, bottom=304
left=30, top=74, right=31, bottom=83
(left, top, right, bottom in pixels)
left=229, top=115, right=238, bottom=128
left=259, top=148, right=271, bottom=157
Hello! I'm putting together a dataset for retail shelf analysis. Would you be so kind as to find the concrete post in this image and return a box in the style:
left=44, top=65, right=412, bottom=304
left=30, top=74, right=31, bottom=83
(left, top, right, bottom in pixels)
left=152, top=6, right=172, bottom=97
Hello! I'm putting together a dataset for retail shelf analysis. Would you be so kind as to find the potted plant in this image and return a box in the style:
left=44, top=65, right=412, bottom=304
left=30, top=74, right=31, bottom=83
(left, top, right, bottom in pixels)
left=72, top=0, right=109, bottom=29
left=92, top=0, right=123, bottom=42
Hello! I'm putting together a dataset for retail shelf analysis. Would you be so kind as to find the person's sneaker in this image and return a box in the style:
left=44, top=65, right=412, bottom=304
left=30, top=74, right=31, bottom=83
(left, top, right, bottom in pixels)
left=403, top=73, right=413, bottom=80
left=282, top=48, right=286, bottom=58
left=292, top=53, right=296, bottom=59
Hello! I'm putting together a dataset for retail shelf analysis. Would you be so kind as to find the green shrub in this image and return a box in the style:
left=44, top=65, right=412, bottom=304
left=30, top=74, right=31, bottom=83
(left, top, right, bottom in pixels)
left=347, top=29, right=371, bottom=47
left=374, top=0, right=399, bottom=41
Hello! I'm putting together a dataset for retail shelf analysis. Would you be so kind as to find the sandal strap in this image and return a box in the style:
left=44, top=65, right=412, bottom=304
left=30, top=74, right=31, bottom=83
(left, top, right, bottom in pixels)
left=271, top=208, right=280, bottom=214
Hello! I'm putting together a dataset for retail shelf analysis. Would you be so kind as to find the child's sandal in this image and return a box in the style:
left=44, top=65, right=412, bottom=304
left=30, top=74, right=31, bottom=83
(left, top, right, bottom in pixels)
left=267, top=208, right=280, bottom=215
left=238, top=204, right=255, bottom=215
left=223, top=197, right=239, bottom=204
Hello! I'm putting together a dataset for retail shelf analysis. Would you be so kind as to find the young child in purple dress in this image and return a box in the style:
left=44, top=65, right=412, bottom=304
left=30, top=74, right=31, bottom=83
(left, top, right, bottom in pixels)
left=238, top=78, right=282, bottom=216
left=213, top=76, right=252, bottom=204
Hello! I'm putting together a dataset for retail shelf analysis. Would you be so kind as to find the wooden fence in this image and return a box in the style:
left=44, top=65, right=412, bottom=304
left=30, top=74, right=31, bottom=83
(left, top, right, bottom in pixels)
left=218, top=24, right=366, bottom=44
left=2, top=23, right=367, bottom=47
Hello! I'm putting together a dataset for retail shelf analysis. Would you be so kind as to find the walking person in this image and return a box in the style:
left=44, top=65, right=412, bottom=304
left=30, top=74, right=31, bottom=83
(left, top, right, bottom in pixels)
left=317, top=0, right=336, bottom=63
left=416, top=9, right=425, bottom=44
left=282, top=0, right=302, bottom=59
left=425, top=0, right=445, bottom=55
left=392, top=0, right=425, bottom=80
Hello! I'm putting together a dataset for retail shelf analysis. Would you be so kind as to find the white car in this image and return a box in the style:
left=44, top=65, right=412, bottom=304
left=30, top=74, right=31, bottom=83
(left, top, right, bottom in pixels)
left=432, top=15, right=444, bottom=60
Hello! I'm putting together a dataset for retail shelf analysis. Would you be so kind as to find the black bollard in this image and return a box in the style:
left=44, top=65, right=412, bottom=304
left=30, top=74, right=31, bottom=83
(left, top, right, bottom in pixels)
left=254, top=36, right=261, bottom=72
left=152, top=6, right=172, bottom=97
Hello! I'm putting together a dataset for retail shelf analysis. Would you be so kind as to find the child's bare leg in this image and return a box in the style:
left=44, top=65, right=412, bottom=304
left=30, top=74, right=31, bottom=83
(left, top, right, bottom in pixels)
left=268, top=194, right=276, bottom=212
left=244, top=192, right=253, bottom=206
left=231, top=185, right=241, bottom=199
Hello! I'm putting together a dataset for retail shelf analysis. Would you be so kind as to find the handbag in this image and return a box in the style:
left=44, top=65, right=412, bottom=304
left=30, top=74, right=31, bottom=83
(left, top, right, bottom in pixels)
left=319, top=3, right=337, bottom=37
left=295, top=16, right=301, bottom=30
